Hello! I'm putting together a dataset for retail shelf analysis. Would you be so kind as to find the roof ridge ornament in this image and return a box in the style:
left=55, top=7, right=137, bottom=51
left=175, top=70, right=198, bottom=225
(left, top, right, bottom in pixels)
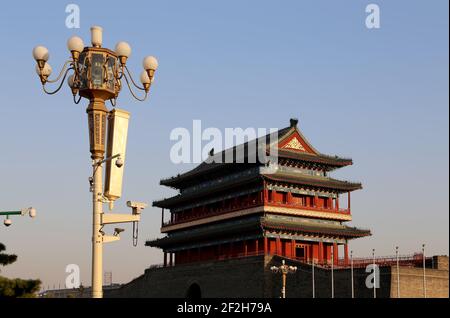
left=290, top=118, right=298, bottom=128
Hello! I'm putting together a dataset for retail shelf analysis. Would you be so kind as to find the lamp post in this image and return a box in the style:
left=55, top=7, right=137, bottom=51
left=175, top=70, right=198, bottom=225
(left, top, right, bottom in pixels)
left=396, top=246, right=400, bottom=298
left=270, top=260, right=297, bottom=298
left=372, top=248, right=376, bottom=299
left=33, top=26, right=158, bottom=298
left=311, top=259, right=315, bottom=298
left=350, top=250, right=354, bottom=298
left=331, top=247, right=334, bottom=298
left=0, top=208, right=36, bottom=227
left=422, top=244, right=426, bottom=298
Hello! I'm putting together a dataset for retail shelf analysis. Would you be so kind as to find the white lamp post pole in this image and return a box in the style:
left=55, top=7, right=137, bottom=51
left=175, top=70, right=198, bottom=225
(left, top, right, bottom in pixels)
left=396, top=246, right=400, bottom=298
left=350, top=250, right=354, bottom=298
left=312, top=259, right=315, bottom=298
left=92, top=158, right=104, bottom=297
left=372, top=249, right=376, bottom=298
left=422, top=244, right=426, bottom=298
left=331, top=247, right=334, bottom=298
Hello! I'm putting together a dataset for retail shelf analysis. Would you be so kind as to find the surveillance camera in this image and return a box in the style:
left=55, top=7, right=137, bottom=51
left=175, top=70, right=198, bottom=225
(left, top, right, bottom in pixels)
left=28, top=208, right=37, bottom=218
left=21, top=207, right=37, bottom=218
left=4, top=219, right=12, bottom=227
left=127, top=201, right=147, bottom=215
left=114, top=228, right=125, bottom=236
left=115, top=157, right=124, bottom=168
left=126, top=201, right=148, bottom=210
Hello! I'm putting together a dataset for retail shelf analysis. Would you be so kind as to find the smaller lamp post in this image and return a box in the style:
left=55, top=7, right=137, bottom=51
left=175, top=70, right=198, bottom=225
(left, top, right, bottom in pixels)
left=350, top=250, right=354, bottom=298
left=0, top=208, right=36, bottom=227
left=372, top=248, right=376, bottom=298
left=270, top=259, right=297, bottom=298
left=422, top=244, right=426, bottom=298
left=396, top=246, right=400, bottom=298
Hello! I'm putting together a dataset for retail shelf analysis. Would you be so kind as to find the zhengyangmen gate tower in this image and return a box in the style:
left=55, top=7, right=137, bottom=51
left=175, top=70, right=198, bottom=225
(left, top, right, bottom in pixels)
left=112, top=118, right=375, bottom=297
left=106, top=119, right=448, bottom=298
left=148, top=118, right=370, bottom=267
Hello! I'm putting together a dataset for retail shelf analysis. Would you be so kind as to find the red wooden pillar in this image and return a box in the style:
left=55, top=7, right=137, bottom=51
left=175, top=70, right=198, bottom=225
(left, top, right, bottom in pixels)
left=264, top=237, right=268, bottom=254
left=312, top=243, right=319, bottom=261
left=280, top=238, right=284, bottom=256
left=348, top=191, right=351, bottom=212
left=255, top=239, right=259, bottom=254
left=291, top=239, right=295, bottom=258
left=333, top=243, right=338, bottom=265
left=276, top=237, right=281, bottom=255
left=263, top=180, right=267, bottom=203
left=318, top=242, right=323, bottom=264
left=336, top=197, right=340, bottom=210
left=163, top=252, right=167, bottom=267
left=344, top=243, right=349, bottom=265
left=287, top=192, right=292, bottom=205
left=244, top=240, right=248, bottom=256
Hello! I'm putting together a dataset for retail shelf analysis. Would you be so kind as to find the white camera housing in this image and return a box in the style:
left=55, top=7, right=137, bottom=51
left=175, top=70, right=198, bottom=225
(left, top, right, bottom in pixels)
left=21, top=207, right=37, bottom=218
left=4, top=219, right=12, bottom=227
left=115, top=157, right=124, bottom=168
left=29, top=208, right=37, bottom=218
left=127, top=201, right=148, bottom=209
left=113, top=227, right=125, bottom=236
left=127, top=201, right=147, bottom=215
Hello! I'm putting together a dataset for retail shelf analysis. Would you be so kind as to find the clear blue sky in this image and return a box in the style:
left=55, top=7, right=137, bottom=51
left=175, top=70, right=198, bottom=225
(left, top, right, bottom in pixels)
left=0, top=1, right=448, bottom=289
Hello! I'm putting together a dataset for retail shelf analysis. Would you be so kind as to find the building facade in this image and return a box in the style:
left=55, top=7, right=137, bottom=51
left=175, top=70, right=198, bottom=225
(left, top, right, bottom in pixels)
left=106, top=118, right=448, bottom=298
left=147, top=118, right=370, bottom=267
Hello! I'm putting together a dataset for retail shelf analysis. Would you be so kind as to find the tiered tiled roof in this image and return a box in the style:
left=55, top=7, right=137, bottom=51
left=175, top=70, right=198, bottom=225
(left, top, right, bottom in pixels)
left=160, top=119, right=353, bottom=189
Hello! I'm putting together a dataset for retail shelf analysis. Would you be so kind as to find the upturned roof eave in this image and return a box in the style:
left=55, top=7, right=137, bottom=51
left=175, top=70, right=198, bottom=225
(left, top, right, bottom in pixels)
left=262, top=222, right=372, bottom=239
left=262, top=172, right=363, bottom=192
left=160, top=127, right=353, bottom=188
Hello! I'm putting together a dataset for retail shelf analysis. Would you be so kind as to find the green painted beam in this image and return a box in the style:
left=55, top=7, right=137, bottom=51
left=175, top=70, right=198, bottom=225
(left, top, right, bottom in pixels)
left=0, top=211, right=22, bottom=216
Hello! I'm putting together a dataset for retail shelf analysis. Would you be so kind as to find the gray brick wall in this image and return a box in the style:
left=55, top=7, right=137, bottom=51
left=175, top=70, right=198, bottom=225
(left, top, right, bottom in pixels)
left=106, top=255, right=448, bottom=298
left=390, top=266, right=448, bottom=298
left=106, top=256, right=265, bottom=298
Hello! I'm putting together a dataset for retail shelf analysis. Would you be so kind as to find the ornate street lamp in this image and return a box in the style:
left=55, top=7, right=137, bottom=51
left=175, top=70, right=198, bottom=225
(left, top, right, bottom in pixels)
left=32, top=26, right=158, bottom=298
left=270, top=259, right=297, bottom=298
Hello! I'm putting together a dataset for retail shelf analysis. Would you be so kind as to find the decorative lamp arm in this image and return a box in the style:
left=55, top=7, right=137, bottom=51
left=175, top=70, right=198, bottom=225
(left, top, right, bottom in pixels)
left=46, top=60, right=73, bottom=83
left=122, top=72, right=148, bottom=102
left=42, top=67, right=74, bottom=95
left=124, top=65, right=146, bottom=91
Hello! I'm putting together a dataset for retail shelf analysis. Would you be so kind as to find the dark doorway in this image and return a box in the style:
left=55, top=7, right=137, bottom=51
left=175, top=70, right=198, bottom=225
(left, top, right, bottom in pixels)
left=295, top=246, right=305, bottom=259
left=186, top=283, right=202, bottom=299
